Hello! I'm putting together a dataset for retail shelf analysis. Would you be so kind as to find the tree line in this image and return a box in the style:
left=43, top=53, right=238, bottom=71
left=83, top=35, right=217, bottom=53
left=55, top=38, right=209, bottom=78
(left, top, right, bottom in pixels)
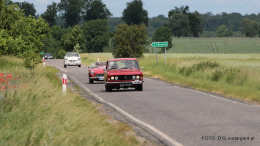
left=2, top=0, right=260, bottom=60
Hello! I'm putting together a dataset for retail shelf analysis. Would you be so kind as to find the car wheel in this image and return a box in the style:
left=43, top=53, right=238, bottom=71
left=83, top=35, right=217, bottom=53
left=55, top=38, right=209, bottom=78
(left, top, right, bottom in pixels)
left=107, top=85, right=112, bottom=92
left=78, top=65, right=81, bottom=67
left=138, top=84, right=143, bottom=91
left=64, top=65, right=66, bottom=68
left=89, top=78, right=93, bottom=84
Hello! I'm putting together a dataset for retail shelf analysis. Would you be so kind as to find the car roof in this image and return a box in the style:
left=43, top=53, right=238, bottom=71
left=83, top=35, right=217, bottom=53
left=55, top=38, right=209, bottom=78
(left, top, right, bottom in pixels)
left=107, top=58, right=138, bottom=62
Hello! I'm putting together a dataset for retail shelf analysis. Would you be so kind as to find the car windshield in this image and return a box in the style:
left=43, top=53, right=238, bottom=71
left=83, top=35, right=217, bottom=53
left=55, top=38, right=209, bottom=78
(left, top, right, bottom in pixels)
left=91, top=62, right=106, bottom=68
left=66, top=53, right=79, bottom=57
left=108, top=60, right=139, bottom=70
left=46, top=53, right=52, bottom=56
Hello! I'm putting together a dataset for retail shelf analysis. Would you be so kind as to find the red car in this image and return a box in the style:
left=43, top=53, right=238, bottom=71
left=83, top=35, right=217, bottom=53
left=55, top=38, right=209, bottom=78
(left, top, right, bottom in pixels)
left=104, top=58, right=144, bottom=92
left=88, top=62, right=106, bottom=83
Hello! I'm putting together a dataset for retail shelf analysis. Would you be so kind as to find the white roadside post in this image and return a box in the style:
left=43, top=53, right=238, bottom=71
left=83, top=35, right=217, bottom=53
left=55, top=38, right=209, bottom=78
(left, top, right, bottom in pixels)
left=43, top=57, right=45, bottom=67
left=63, top=74, right=67, bottom=95
left=98, top=58, right=99, bottom=62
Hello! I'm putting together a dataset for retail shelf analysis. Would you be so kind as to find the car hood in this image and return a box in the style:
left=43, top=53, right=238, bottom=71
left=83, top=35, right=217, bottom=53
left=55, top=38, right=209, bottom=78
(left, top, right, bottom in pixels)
left=107, top=69, right=143, bottom=75
left=90, top=67, right=105, bottom=73
left=66, top=57, right=79, bottom=60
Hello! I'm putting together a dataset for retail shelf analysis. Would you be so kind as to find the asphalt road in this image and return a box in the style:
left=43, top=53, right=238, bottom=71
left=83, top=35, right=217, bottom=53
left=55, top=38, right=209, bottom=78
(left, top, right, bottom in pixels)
left=46, top=59, right=260, bottom=146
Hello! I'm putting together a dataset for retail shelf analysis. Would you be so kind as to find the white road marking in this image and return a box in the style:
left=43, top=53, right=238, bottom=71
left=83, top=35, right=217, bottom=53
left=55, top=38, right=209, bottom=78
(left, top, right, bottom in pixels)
left=70, top=76, right=184, bottom=146
left=56, top=66, right=67, bottom=72
left=45, top=63, right=67, bottom=72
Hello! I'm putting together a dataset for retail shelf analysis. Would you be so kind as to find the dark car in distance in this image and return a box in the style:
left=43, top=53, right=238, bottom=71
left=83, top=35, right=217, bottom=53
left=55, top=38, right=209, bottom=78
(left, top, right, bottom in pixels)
left=44, top=53, right=53, bottom=59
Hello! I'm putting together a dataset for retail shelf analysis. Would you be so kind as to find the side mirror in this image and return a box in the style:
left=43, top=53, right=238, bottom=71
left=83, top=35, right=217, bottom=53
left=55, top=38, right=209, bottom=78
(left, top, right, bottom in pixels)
left=103, top=69, right=106, bottom=71
left=141, top=67, right=145, bottom=70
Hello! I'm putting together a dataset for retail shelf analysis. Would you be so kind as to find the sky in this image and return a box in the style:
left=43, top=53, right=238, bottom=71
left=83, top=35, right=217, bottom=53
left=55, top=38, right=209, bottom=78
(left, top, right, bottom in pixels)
left=14, top=0, right=260, bottom=17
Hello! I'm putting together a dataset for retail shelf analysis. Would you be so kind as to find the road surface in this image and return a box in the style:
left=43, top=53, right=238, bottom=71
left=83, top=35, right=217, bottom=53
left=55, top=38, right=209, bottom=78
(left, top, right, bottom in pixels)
left=46, top=59, right=260, bottom=146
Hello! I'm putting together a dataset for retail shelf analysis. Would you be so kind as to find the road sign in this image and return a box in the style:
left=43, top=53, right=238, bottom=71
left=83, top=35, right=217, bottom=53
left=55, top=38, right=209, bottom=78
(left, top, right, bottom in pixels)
left=151, top=42, right=168, bottom=47
left=40, top=52, right=44, bottom=55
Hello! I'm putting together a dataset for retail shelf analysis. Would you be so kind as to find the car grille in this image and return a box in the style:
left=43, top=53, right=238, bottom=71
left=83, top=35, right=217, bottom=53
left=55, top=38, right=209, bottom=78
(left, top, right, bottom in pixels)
left=117, top=75, right=133, bottom=80
left=96, top=74, right=104, bottom=77
left=68, top=60, right=76, bottom=63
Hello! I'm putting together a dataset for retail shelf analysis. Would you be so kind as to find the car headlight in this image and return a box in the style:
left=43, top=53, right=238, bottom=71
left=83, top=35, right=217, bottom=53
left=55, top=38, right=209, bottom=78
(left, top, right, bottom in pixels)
left=111, top=76, right=114, bottom=80
left=90, top=71, right=94, bottom=75
left=136, top=75, right=140, bottom=79
left=115, top=76, right=118, bottom=80
left=132, top=76, right=135, bottom=79
left=78, top=58, right=81, bottom=60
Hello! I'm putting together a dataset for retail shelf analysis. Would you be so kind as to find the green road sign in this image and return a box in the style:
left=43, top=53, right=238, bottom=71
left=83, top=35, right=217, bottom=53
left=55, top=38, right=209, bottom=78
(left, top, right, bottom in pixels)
left=40, top=52, right=44, bottom=55
left=151, top=42, right=168, bottom=47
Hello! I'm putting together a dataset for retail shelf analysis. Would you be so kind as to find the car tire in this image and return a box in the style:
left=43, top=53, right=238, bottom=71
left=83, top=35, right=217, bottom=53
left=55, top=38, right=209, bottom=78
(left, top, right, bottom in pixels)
left=78, top=65, right=81, bottom=67
left=89, top=78, right=93, bottom=84
left=64, top=65, right=66, bottom=68
left=107, top=85, right=112, bottom=92
left=138, top=84, right=143, bottom=91
left=105, top=85, right=108, bottom=91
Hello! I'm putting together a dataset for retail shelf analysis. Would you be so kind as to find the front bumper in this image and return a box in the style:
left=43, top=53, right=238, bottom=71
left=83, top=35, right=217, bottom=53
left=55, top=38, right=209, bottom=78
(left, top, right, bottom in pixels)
left=106, top=80, right=144, bottom=85
left=90, top=76, right=104, bottom=81
left=64, top=60, right=81, bottom=66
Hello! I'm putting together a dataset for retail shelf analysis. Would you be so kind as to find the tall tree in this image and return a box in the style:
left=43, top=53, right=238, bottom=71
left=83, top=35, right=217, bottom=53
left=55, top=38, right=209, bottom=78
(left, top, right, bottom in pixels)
left=122, top=0, right=148, bottom=27
left=188, top=11, right=205, bottom=37
left=50, top=25, right=64, bottom=41
left=62, top=25, right=86, bottom=52
left=58, top=0, right=84, bottom=28
left=112, top=23, right=147, bottom=58
left=240, top=18, right=258, bottom=37
left=81, top=19, right=110, bottom=52
left=152, top=26, right=172, bottom=51
left=83, top=0, right=112, bottom=22
left=0, top=0, right=49, bottom=56
left=168, top=5, right=189, bottom=18
left=217, top=25, right=233, bottom=37
left=41, top=2, right=58, bottom=27
left=13, top=1, right=36, bottom=17
left=168, top=13, right=190, bottom=37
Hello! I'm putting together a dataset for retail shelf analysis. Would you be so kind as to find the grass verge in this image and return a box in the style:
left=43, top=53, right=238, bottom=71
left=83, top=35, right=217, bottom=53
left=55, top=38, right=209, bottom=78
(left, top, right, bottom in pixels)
left=0, top=56, right=146, bottom=146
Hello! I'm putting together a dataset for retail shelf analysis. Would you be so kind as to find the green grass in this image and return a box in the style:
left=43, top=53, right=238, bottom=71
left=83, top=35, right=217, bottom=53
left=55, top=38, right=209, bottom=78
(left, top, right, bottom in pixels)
left=0, top=56, right=144, bottom=146
left=145, top=37, right=260, bottom=54
left=80, top=53, right=260, bottom=103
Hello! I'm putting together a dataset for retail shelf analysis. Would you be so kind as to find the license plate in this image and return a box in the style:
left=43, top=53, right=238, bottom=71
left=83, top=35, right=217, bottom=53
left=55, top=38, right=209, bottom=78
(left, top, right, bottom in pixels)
left=99, top=77, right=104, bottom=80
left=120, top=83, right=131, bottom=87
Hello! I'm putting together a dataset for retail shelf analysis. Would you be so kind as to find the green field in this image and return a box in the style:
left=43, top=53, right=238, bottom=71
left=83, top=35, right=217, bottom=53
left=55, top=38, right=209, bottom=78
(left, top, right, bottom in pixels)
left=0, top=56, right=147, bottom=146
left=145, top=37, right=260, bottom=54
left=81, top=52, right=260, bottom=104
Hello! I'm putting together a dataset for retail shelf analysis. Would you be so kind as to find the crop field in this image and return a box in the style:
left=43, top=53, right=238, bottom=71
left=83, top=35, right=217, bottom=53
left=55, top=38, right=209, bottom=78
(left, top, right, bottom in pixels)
left=145, top=37, right=260, bottom=54
left=80, top=52, right=260, bottom=103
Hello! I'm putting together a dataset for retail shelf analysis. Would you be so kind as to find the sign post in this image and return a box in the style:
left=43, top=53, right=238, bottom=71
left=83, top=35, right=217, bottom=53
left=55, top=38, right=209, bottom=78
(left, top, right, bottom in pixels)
left=151, top=42, right=168, bottom=66
left=63, top=74, right=67, bottom=95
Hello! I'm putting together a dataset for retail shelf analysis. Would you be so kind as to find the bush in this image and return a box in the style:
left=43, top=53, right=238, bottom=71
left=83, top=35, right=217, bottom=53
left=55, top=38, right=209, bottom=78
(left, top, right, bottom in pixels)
left=210, top=70, right=222, bottom=81
left=192, top=61, right=219, bottom=71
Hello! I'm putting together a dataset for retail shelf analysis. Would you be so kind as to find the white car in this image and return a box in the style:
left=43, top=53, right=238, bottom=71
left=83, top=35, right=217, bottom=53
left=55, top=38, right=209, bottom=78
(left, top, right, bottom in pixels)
left=64, top=52, right=81, bottom=68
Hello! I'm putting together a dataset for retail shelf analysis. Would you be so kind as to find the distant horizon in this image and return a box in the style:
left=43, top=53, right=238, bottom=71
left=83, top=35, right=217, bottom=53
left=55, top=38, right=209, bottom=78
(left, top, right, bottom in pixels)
left=13, top=0, right=260, bottom=18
